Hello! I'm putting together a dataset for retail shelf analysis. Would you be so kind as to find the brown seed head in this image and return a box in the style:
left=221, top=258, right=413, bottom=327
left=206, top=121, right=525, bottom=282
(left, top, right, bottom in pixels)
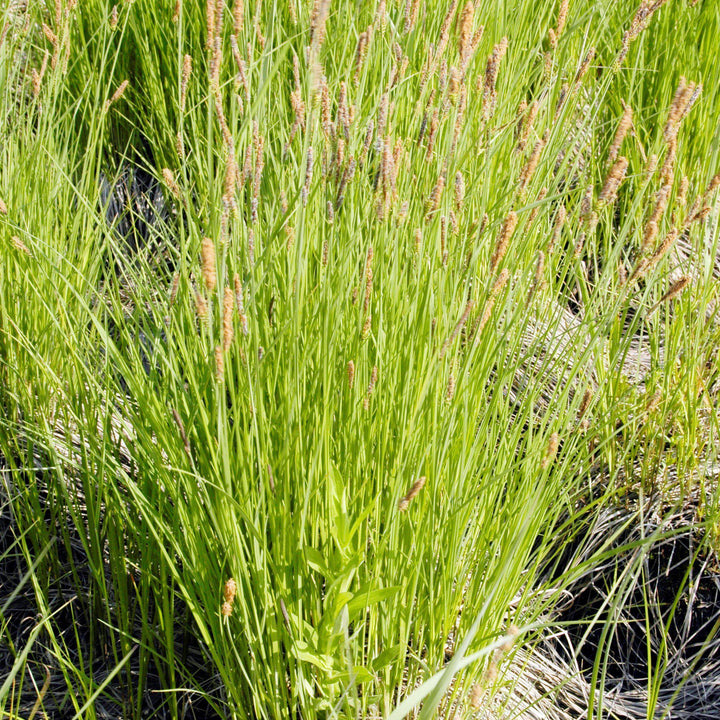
left=641, top=221, right=658, bottom=254
left=302, top=146, right=314, bottom=207
left=162, top=168, right=181, bottom=199
left=309, top=0, right=330, bottom=50
left=482, top=37, right=509, bottom=119
left=518, top=135, right=546, bottom=193
left=106, top=79, right=129, bottom=110
left=598, top=156, right=628, bottom=206
left=347, top=360, right=355, bottom=389
left=578, top=387, right=593, bottom=419
left=501, top=623, right=521, bottom=653
left=706, top=173, right=720, bottom=196
left=541, top=432, right=559, bottom=469
left=195, top=291, right=209, bottom=322
left=405, top=0, right=420, bottom=33
left=181, top=54, right=192, bottom=111
left=469, top=683, right=484, bottom=710
left=677, top=176, right=689, bottom=207
left=398, top=476, right=426, bottom=511
left=233, top=0, right=244, bottom=36
left=223, top=148, right=238, bottom=207
left=607, top=100, right=633, bottom=166
left=215, top=345, right=225, bottom=381
left=353, top=28, right=371, bottom=85
left=224, top=578, right=238, bottom=605
left=659, top=275, right=690, bottom=304
left=556, top=0, right=569, bottom=37
left=574, top=47, right=595, bottom=84
left=201, top=238, right=217, bottom=292
left=363, top=365, right=378, bottom=409
left=206, top=0, right=216, bottom=49
left=222, top=287, right=235, bottom=351
left=490, top=211, right=518, bottom=272
left=169, top=273, right=180, bottom=306
left=454, top=171, right=466, bottom=210
left=645, top=153, right=658, bottom=178
left=11, top=236, right=31, bottom=255
left=425, top=174, right=446, bottom=218
left=660, top=138, right=676, bottom=187
left=647, top=227, right=678, bottom=270
left=517, top=100, right=539, bottom=152
left=458, top=1, right=474, bottom=60
left=42, top=23, right=58, bottom=46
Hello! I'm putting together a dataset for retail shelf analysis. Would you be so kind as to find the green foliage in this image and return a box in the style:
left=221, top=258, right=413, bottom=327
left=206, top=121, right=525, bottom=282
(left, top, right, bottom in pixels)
left=1, top=0, right=719, bottom=718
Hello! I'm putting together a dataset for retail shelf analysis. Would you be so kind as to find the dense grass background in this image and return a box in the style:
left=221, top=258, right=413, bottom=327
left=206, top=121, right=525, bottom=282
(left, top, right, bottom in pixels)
left=1, top=0, right=719, bottom=718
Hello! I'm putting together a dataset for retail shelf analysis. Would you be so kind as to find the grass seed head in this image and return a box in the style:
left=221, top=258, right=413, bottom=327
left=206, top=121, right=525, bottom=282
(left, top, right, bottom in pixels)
left=549, top=205, right=566, bottom=252
left=574, top=47, right=595, bottom=84
left=195, top=290, right=209, bottom=322
left=598, top=156, right=628, bottom=206
left=11, top=236, right=31, bottom=255
left=541, top=432, right=559, bottom=469
left=105, top=79, right=129, bottom=111
left=648, top=226, right=677, bottom=269
left=222, top=287, right=235, bottom=351
left=607, top=100, right=633, bottom=165
left=215, top=345, right=224, bottom=381
left=425, top=174, right=445, bottom=218
left=490, top=211, right=518, bottom=272
left=482, top=37, right=509, bottom=119
left=363, top=365, right=378, bottom=409
left=469, top=682, right=484, bottom=709
left=404, top=0, right=420, bottom=33
left=518, top=135, right=546, bottom=193
left=660, top=138, right=676, bottom=186
left=578, top=387, right=593, bottom=419
left=677, top=175, right=689, bottom=206
left=169, top=274, right=180, bottom=306
left=398, top=476, right=426, bottom=511
left=353, top=27, right=371, bottom=85
left=233, top=273, right=249, bottom=335
left=501, top=623, right=521, bottom=653
left=458, top=1, right=474, bottom=60
left=162, top=168, right=181, bottom=199
left=454, top=171, right=465, bottom=210
left=224, top=578, right=238, bottom=605
left=641, top=220, right=658, bottom=254
left=659, top=275, right=690, bottom=304
left=233, top=0, right=244, bottom=36
left=302, top=146, right=314, bottom=206
left=309, top=0, right=330, bottom=50
left=181, top=54, right=192, bottom=110
left=201, top=238, right=217, bottom=292
left=206, top=0, right=216, bottom=48
left=556, top=0, right=569, bottom=37
left=31, top=52, right=49, bottom=98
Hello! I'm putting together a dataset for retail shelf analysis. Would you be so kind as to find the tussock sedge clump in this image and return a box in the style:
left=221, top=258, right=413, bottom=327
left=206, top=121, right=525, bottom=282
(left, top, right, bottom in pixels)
left=1, top=1, right=719, bottom=719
